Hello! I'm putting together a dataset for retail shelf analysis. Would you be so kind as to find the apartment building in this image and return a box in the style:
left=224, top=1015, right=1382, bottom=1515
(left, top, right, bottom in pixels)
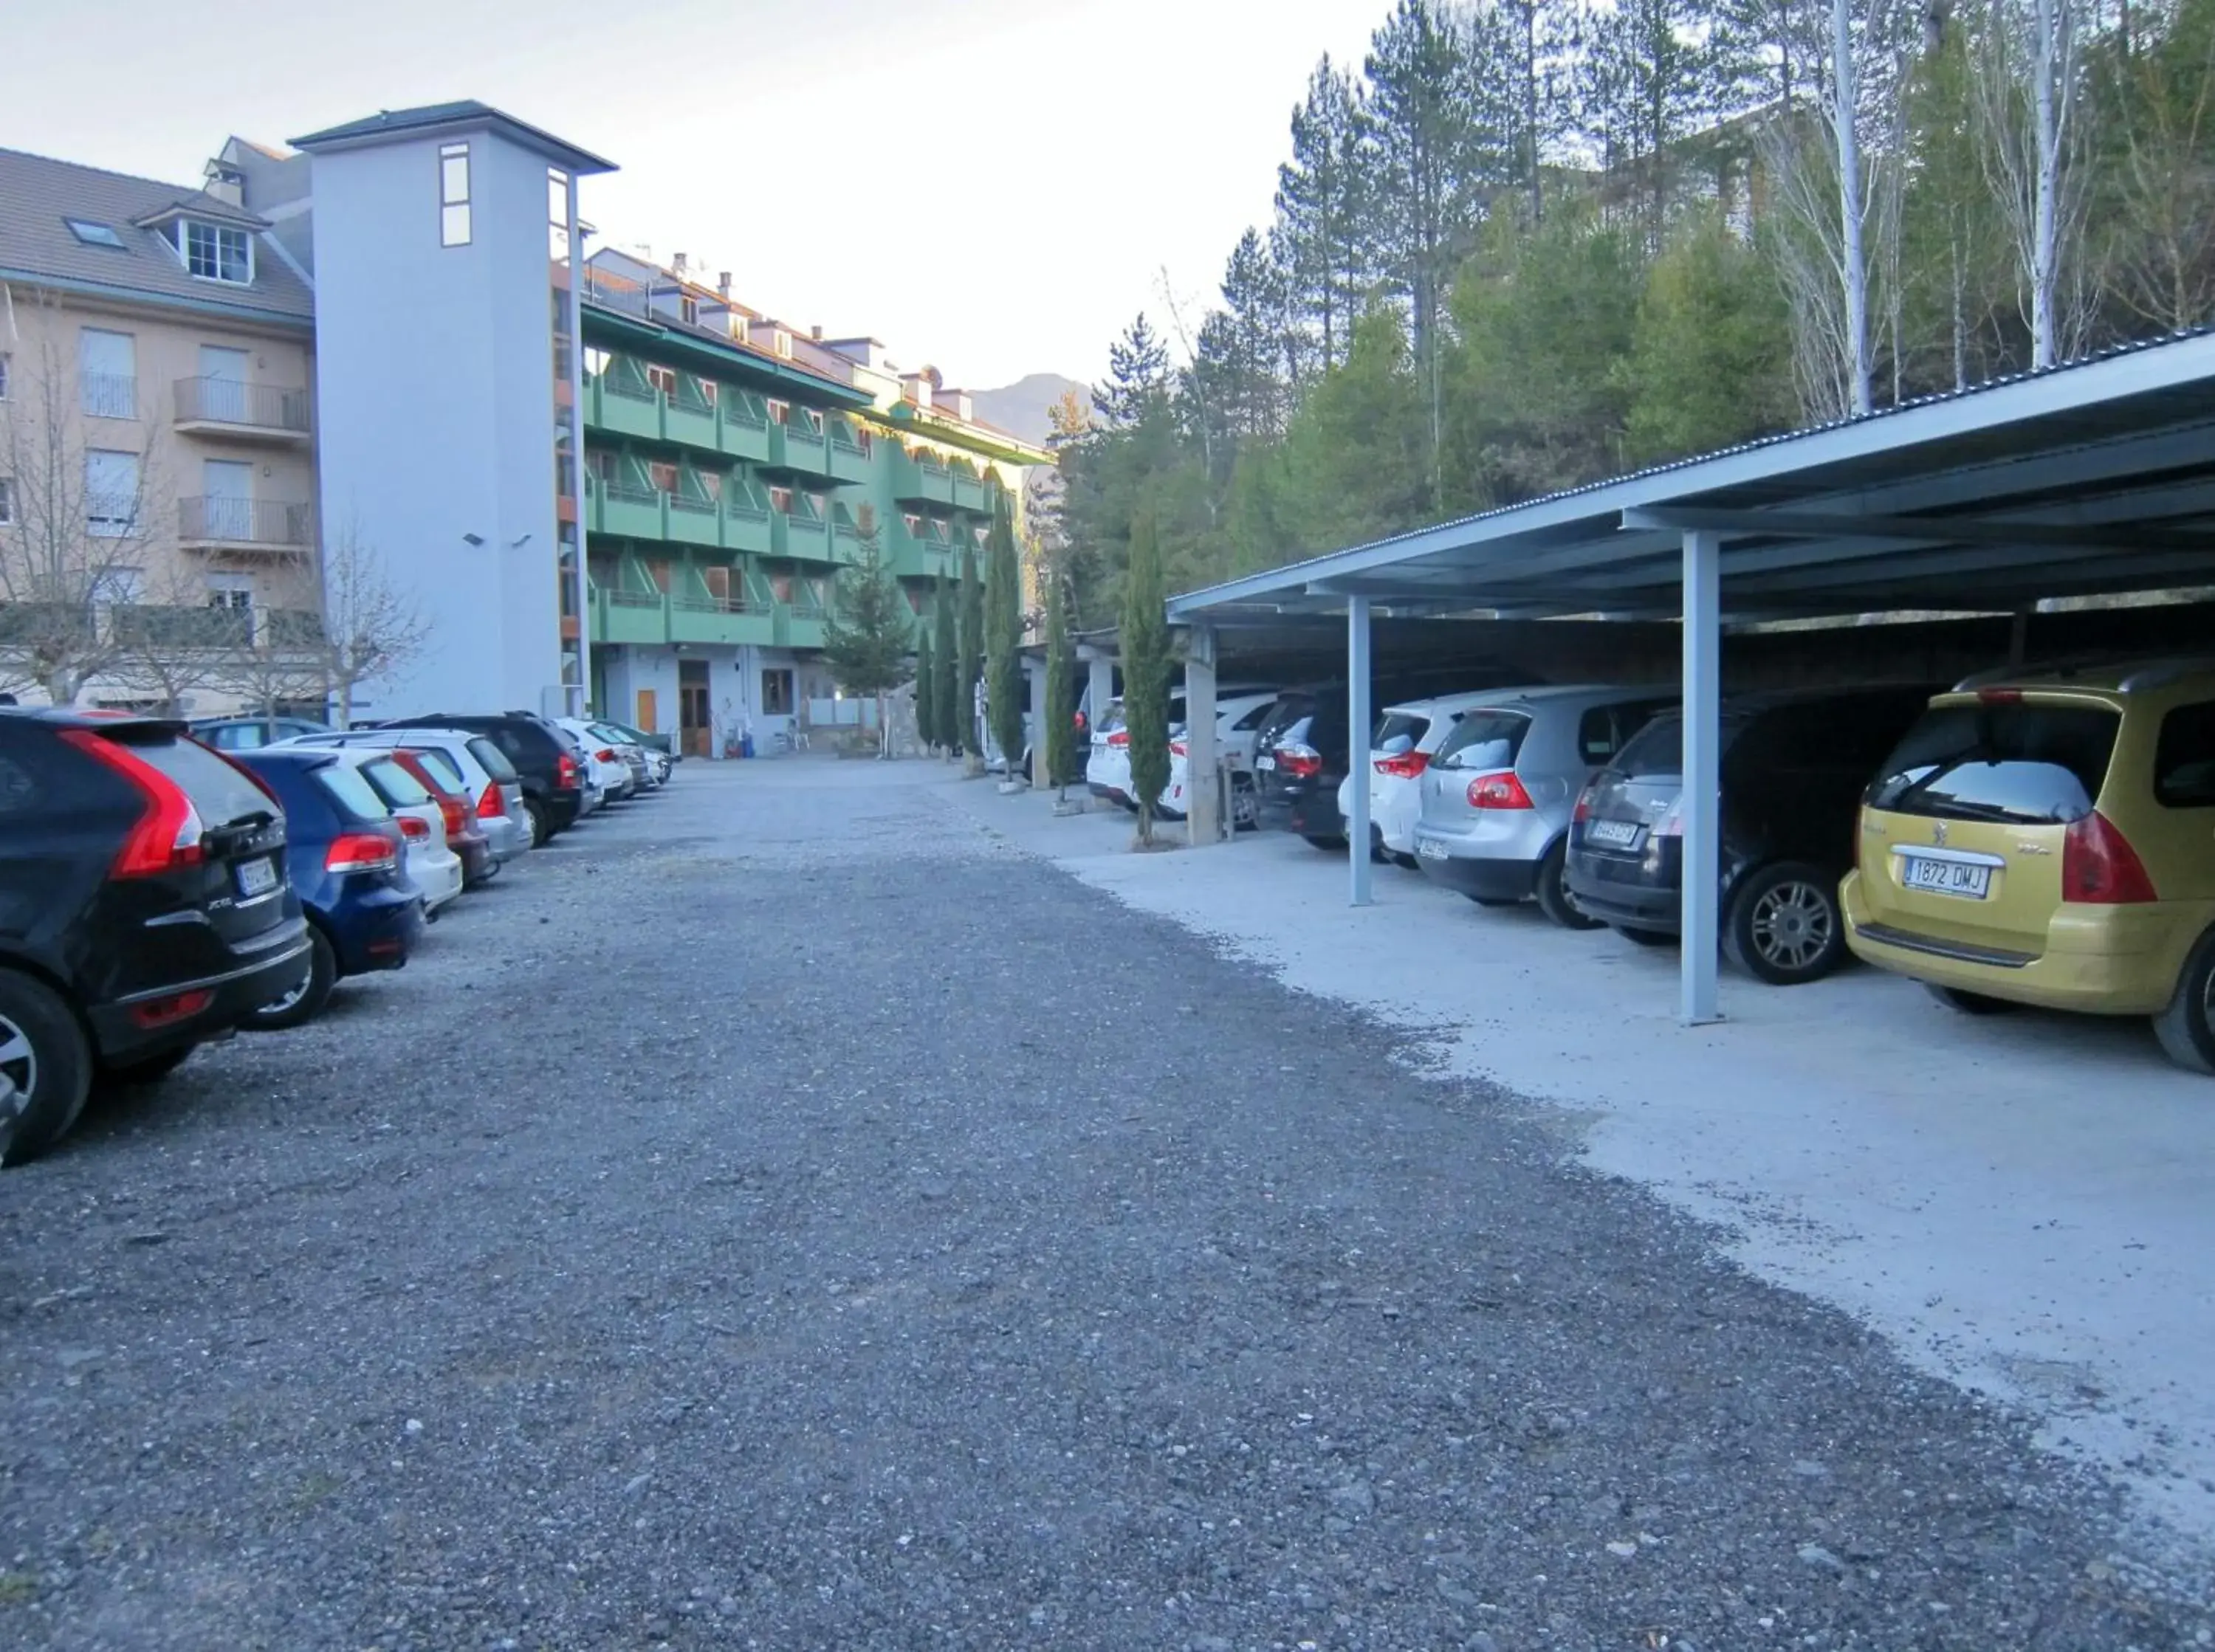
left=0, top=146, right=322, bottom=712
left=578, top=249, right=1052, bottom=755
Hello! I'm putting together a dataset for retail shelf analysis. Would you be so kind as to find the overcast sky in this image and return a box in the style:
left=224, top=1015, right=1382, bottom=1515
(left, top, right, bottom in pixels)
left=4, top=0, right=1387, bottom=390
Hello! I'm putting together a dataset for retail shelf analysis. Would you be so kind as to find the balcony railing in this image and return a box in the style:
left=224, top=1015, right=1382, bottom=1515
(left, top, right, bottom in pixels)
left=111, top=605, right=253, bottom=649
left=179, top=496, right=314, bottom=549
left=671, top=591, right=752, bottom=616
left=80, top=373, right=137, bottom=419
left=173, top=376, right=312, bottom=436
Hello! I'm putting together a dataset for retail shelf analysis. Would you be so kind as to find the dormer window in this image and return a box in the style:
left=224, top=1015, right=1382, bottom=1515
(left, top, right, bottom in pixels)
left=179, top=219, right=253, bottom=283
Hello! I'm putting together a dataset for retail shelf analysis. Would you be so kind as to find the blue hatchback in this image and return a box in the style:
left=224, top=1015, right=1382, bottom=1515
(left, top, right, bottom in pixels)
left=230, top=748, right=424, bottom=1028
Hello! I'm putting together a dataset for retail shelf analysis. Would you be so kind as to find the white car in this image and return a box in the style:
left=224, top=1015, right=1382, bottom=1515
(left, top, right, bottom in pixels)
left=1160, top=690, right=1284, bottom=827
left=1089, top=687, right=1282, bottom=822
left=1334, top=688, right=1552, bottom=863
left=557, top=717, right=635, bottom=802
left=278, top=728, right=532, bottom=863
left=341, top=747, right=464, bottom=914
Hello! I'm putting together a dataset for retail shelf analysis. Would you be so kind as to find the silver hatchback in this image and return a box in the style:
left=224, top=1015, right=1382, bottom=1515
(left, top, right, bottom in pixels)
left=1411, top=685, right=1677, bottom=928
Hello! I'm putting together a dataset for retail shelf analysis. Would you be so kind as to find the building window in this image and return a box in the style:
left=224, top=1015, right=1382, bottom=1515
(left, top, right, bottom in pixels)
left=762, top=669, right=794, bottom=715
left=97, top=565, right=144, bottom=605
left=0, top=353, right=10, bottom=402
left=78, top=328, right=136, bottom=419
left=85, top=450, right=140, bottom=537
left=646, top=364, right=677, bottom=399
left=439, top=142, right=472, bottom=247
left=769, top=486, right=794, bottom=514
left=64, top=218, right=126, bottom=249
left=0, top=477, right=13, bottom=526
left=802, top=407, right=825, bottom=434
left=766, top=399, right=789, bottom=425
left=182, top=219, right=253, bottom=283
left=680, top=295, right=699, bottom=326
left=648, top=461, right=679, bottom=494
left=206, top=575, right=254, bottom=612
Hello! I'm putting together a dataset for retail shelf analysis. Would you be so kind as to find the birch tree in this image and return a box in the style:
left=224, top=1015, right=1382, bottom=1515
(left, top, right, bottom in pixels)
left=1974, top=0, right=2089, bottom=368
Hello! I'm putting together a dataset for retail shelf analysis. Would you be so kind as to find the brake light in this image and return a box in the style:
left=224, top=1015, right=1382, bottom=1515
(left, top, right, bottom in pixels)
left=1977, top=687, right=2024, bottom=705
left=1376, top=751, right=1429, bottom=779
left=557, top=751, right=580, bottom=789
left=1466, top=771, right=1534, bottom=810
left=434, top=793, right=468, bottom=838
left=129, top=988, right=215, bottom=1030
left=1572, top=790, right=1594, bottom=823
left=1655, top=799, right=1686, bottom=838
left=1277, top=742, right=1322, bottom=779
left=61, top=730, right=207, bottom=878
left=478, top=781, right=506, bottom=819
left=395, top=813, right=432, bottom=842
left=326, top=829, right=399, bottom=873
left=1108, top=730, right=1129, bottom=748
left=596, top=748, right=617, bottom=763
left=1169, top=740, right=1187, bottom=757
left=2062, top=810, right=2157, bottom=904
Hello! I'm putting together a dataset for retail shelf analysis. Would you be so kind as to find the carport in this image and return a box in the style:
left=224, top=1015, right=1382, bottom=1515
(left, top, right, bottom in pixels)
left=1166, top=329, right=2215, bottom=1025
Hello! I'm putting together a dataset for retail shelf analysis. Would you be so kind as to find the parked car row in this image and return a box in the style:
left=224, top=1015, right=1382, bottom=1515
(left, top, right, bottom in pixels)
left=0, top=707, right=678, bottom=1166
left=1099, top=658, right=2215, bottom=1076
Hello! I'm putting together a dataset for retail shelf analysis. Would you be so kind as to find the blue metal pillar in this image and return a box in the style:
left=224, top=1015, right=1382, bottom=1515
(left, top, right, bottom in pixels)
left=1347, top=596, right=1373, bottom=906
left=1680, top=529, right=1723, bottom=1025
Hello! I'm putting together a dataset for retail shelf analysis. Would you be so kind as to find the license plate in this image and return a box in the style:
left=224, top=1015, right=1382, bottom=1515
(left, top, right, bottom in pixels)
left=1586, top=819, right=1641, bottom=848
left=235, top=856, right=280, bottom=898
left=1416, top=837, right=1449, bottom=860
left=1254, top=754, right=1276, bottom=771
left=1899, top=854, right=1991, bottom=899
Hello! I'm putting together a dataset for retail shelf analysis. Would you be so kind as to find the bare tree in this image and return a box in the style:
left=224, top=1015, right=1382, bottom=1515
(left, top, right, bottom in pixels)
left=2098, top=11, right=2215, bottom=332
left=213, top=611, right=324, bottom=725
left=1973, top=0, right=2089, bottom=368
left=104, top=553, right=241, bottom=715
left=0, top=303, right=174, bottom=702
left=316, top=515, right=429, bottom=726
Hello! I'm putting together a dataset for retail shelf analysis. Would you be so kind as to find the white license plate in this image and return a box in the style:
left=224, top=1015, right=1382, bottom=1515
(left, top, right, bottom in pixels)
left=235, top=856, right=280, bottom=898
left=1899, top=854, right=1991, bottom=899
left=1586, top=819, right=1641, bottom=848
left=1416, top=837, right=1449, bottom=860
left=1254, top=754, right=1276, bottom=771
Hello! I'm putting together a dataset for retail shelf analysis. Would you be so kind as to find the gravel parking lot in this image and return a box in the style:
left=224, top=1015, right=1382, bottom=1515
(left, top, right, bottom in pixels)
left=1, top=760, right=2206, bottom=1650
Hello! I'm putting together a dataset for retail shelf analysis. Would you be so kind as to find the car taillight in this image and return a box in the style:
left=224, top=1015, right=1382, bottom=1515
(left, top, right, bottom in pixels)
left=1107, top=730, right=1129, bottom=748
left=2062, top=810, right=2157, bottom=904
left=1376, top=751, right=1429, bottom=779
left=61, top=729, right=207, bottom=878
left=435, top=794, right=468, bottom=837
left=326, top=829, right=399, bottom=873
left=557, top=751, right=580, bottom=789
left=1277, top=742, right=1322, bottom=779
left=1655, top=799, right=1686, bottom=838
left=1170, top=740, right=1187, bottom=757
left=130, top=988, right=215, bottom=1030
left=1572, top=789, right=1594, bottom=823
left=1467, top=771, right=1534, bottom=809
left=596, top=748, right=616, bottom=763
left=477, top=781, right=506, bottom=819
left=396, top=814, right=432, bottom=842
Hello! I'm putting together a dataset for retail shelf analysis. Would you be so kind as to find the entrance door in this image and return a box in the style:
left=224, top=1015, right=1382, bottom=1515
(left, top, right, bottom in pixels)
left=635, top=687, right=658, bottom=739
left=199, top=345, right=249, bottom=424
left=202, top=458, right=253, bottom=541
left=679, top=659, right=711, bottom=758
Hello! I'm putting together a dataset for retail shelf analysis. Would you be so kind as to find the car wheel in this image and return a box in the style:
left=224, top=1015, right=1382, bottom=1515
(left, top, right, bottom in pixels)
left=1390, top=851, right=1421, bottom=871
left=2153, top=927, right=2215, bottom=1075
left=1613, top=923, right=1676, bottom=946
left=1724, top=861, right=1846, bottom=985
left=1230, top=777, right=1260, bottom=833
left=100, top=1044, right=197, bottom=1087
left=1534, top=839, right=1603, bottom=932
left=525, top=799, right=552, bottom=847
left=241, top=928, right=336, bottom=1033
left=1301, top=834, right=1348, bottom=851
left=0, top=969, right=93, bottom=1168
left=1924, top=984, right=2016, bottom=1016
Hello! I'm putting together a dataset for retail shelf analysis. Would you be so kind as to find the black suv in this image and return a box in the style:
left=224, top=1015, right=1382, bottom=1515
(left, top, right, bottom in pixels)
left=380, top=712, right=585, bottom=845
left=1565, top=685, right=1938, bottom=984
left=0, top=710, right=314, bottom=1165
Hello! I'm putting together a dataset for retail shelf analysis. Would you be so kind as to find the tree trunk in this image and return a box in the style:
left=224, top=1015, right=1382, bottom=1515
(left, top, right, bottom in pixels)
left=1833, top=0, right=1873, bottom=416
left=2029, top=0, right=2064, bottom=368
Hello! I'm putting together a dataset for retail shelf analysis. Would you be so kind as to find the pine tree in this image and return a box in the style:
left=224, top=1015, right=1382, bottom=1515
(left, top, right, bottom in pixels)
left=1043, top=549, right=1076, bottom=796
left=914, top=624, right=938, bottom=751
left=931, top=571, right=958, bottom=759
left=984, top=489, right=1026, bottom=779
left=1276, top=55, right=1376, bottom=374
left=1120, top=504, right=1172, bottom=847
left=820, top=531, right=913, bottom=756
left=1624, top=213, right=1793, bottom=464
left=956, top=542, right=985, bottom=773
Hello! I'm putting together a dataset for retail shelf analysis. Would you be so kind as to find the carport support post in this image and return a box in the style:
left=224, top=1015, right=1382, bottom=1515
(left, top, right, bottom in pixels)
left=1088, top=655, right=1113, bottom=745
left=1184, top=628, right=1220, bottom=844
left=1680, top=530, right=1723, bottom=1026
left=1347, top=596, right=1373, bottom=906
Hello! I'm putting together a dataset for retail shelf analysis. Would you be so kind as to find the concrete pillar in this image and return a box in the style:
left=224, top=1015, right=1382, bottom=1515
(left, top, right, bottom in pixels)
left=1680, top=530, right=1722, bottom=1026
left=1184, top=627, right=1220, bottom=845
left=1026, top=656, right=1047, bottom=787
left=1347, top=596, right=1373, bottom=907
left=1086, top=655, right=1113, bottom=751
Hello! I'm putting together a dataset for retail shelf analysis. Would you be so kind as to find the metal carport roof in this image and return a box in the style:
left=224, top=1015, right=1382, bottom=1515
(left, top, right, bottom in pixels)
left=1167, top=327, right=2215, bottom=625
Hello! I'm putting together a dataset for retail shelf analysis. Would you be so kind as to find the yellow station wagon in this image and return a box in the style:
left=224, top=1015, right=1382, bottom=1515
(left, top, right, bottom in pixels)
left=1841, top=659, right=2215, bottom=1073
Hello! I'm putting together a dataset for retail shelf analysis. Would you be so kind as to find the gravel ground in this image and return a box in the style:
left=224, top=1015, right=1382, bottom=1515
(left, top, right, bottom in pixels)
left=0, top=761, right=2206, bottom=1651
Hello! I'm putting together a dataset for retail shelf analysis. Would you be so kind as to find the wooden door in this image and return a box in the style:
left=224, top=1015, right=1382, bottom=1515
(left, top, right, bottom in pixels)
left=635, top=688, right=658, bottom=737
left=679, top=660, right=711, bottom=757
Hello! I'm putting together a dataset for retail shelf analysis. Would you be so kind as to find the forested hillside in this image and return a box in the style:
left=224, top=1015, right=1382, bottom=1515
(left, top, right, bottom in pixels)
left=1047, top=0, right=2215, bottom=624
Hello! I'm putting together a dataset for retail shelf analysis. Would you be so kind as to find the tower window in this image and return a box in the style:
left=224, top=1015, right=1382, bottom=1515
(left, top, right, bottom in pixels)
left=439, top=142, right=471, bottom=247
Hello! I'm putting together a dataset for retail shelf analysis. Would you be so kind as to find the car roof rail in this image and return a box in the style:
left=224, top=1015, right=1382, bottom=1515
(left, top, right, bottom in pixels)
left=1949, top=653, right=2130, bottom=692
left=2115, top=655, right=2215, bottom=694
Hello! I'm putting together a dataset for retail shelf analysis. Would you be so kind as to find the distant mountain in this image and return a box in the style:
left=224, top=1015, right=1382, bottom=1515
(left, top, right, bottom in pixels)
left=969, top=373, right=1088, bottom=447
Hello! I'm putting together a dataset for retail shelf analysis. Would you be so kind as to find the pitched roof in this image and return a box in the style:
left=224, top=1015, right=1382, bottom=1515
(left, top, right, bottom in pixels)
left=291, top=100, right=616, bottom=176
left=0, top=146, right=315, bottom=326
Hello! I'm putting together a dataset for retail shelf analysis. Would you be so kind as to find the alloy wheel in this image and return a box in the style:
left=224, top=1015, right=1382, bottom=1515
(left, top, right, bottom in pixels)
left=262, top=977, right=310, bottom=1016
left=0, top=1013, right=35, bottom=1118
left=1749, top=879, right=1833, bottom=974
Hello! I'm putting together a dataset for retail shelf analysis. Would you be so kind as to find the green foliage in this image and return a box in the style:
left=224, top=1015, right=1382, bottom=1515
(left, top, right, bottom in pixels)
left=1043, top=553, right=1076, bottom=789
left=819, top=532, right=911, bottom=700
left=931, top=573, right=958, bottom=754
left=1119, top=506, right=1172, bottom=842
left=956, top=544, right=984, bottom=757
left=1277, top=309, right=1431, bottom=553
left=914, top=625, right=937, bottom=750
left=1624, top=213, right=1793, bottom=466
left=984, top=490, right=1026, bottom=771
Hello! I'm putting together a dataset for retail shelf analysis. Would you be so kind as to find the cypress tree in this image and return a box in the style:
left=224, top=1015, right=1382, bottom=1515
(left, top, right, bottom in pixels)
left=957, top=542, right=985, bottom=772
left=1043, top=548, right=1076, bottom=796
left=914, top=624, right=938, bottom=751
left=931, top=571, right=958, bottom=759
left=1120, top=504, right=1172, bottom=845
left=984, top=489, right=1026, bottom=779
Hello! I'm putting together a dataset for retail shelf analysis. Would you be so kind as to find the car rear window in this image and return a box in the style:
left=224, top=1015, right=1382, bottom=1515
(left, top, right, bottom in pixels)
left=2155, top=699, right=2215, bottom=808
left=414, top=749, right=467, bottom=790
left=362, top=756, right=434, bottom=808
left=315, top=764, right=391, bottom=821
left=123, top=733, right=278, bottom=826
left=1373, top=712, right=1432, bottom=755
left=1230, top=701, right=1275, bottom=732
left=464, top=737, right=518, bottom=783
left=1435, top=710, right=1532, bottom=771
left=1867, top=701, right=2120, bottom=825
left=1610, top=715, right=1683, bottom=778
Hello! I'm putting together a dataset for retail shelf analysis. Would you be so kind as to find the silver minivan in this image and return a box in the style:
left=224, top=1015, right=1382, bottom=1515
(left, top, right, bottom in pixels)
left=1410, top=685, right=1677, bottom=928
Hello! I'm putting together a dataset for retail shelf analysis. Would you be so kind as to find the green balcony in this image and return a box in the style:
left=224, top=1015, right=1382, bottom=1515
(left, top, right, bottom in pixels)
left=772, top=603, right=827, bottom=650
left=949, top=464, right=991, bottom=514
left=592, top=378, right=664, bottom=444
left=666, top=493, right=721, bottom=548
left=827, top=424, right=875, bottom=486
left=768, top=421, right=836, bottom=482
left=885, top=523, right=958, bottom=581
left=594, top=478, right=668, bottom=540
left=720, top=401, right=772, bottom=464
left=668, top=592, right=775, bottom=648
left=594, top=587, right=670, bottom=647
left=722, top=492, right=773, bottom=554
left=887, top=449, right=953, bottom=506
left=772, top=509, right=837, bottom=563
left=666, top=394, right=718, bottom=450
